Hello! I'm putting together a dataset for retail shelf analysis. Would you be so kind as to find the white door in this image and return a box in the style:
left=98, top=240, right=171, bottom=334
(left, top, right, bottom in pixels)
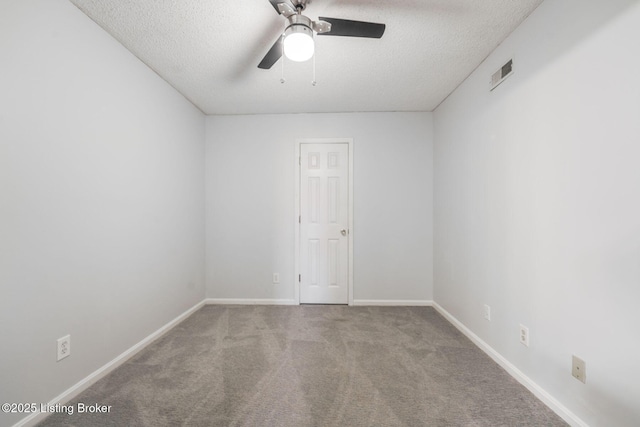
left=299, top=143, right=349, bottom=304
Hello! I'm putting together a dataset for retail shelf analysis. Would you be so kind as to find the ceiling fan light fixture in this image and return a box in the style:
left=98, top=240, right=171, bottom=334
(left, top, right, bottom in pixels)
left=258, top=1, right=385, bottom=70
left=283, top=24, right=314, bottom=62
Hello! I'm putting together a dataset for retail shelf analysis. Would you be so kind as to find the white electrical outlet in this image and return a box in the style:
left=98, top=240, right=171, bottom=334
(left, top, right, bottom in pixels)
left=272, top=273, right=280, bottom=284
left=519, top=324, right=529, bottom=347
left=572, top=355, right=586, bottom=383
left=57, top=335, right=71, bottom=361
left=483, top=304, right=491, bottom=321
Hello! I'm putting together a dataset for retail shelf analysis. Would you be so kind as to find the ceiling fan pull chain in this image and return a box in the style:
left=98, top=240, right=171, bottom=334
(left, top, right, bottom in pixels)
left=311, top=49, right=317, bottom=86
left=280, top=35, right=286, bottom=84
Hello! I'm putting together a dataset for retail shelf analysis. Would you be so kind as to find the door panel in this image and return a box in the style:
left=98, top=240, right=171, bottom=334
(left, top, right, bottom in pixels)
left=300, top=143, right=349, bottom=304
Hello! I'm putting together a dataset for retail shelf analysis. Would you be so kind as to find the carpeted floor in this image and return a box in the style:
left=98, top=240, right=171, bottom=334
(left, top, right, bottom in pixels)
left=38, top=305, right=567, bottom=426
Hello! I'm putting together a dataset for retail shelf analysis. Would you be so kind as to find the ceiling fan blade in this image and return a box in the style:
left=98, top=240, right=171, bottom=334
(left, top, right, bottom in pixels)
left=316, top=17, right=386, bottom=38
left=258, top=36, right=283, bottom=69
left=277, top=3, right=296, bottom=17
left=268, top=0, right=294, bottom=15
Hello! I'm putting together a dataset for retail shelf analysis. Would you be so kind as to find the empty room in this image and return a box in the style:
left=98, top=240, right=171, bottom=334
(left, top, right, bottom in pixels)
left=1, top=0, right=639, bottom=426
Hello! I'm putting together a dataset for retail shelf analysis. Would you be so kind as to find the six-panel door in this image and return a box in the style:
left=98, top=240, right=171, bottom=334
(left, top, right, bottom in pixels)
left=300, top=143, right=349, bottom=304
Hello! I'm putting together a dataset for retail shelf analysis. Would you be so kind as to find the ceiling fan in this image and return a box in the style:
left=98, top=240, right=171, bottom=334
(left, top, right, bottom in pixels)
left=258, top=0, right=386, bottom=69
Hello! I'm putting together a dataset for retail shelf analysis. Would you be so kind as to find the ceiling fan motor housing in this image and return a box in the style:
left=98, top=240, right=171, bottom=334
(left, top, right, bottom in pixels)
left=285, top=14, right=313, bottom=35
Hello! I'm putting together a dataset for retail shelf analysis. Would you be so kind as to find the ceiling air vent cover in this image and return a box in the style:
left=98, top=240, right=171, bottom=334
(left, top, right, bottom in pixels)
left=491, top=59, right=513, bottom=91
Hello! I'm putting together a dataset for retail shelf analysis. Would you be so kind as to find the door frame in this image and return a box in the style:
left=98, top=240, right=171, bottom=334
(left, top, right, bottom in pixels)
left=294, top=138, right=354, bottom=305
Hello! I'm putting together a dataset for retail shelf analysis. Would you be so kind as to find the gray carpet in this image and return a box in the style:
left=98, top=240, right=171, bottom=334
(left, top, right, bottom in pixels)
left=38, top=305, right=567, bottom=426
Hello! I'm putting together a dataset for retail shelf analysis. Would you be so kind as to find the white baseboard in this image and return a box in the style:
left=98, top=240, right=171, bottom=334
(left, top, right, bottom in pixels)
left=204, top=298, right=297, bottom=305
left=13, top=300, right=206, bottom=427
left=432, top=302, right=587, bottom=427
left=205, top=299, right=433, bottom=307
left=352, top=299, right=433, bottom=306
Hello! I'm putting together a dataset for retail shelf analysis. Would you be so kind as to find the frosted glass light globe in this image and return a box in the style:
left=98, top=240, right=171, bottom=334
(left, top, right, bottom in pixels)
left=283, top=29, right=314, bottom=62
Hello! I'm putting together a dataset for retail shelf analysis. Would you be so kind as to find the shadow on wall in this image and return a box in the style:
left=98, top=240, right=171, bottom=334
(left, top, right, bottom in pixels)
left=500, top=0, right=639, bottom=96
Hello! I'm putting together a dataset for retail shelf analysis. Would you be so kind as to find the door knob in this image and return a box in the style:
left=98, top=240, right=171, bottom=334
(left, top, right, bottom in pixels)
left=341, top=229, right=347, bottom=236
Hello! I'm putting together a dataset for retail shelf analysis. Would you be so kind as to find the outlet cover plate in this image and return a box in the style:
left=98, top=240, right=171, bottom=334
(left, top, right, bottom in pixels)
left=572, top=355, right=586, bottom=383
left=519, top=324, right=529, bottom=347
left=483, top=304, right=491, bottom=321
left=57, top=335, right=71, bottom=361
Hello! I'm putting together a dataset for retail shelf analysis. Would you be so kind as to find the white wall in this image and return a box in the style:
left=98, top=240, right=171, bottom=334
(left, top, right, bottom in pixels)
left=206, top=112, right=433, bottom=303
left=0, top=1, right=205, bottom=425
left=434, top=0, right=640, bottom=425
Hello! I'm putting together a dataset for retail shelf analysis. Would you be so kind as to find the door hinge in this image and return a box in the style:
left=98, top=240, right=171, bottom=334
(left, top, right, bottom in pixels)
left=299, top=215, right=301, bottom=223
left=299, top=274, right=301, bottom=282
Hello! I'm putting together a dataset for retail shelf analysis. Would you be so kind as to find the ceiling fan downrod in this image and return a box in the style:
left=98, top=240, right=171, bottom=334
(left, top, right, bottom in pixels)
left=291, top=0, right=307, bottom=13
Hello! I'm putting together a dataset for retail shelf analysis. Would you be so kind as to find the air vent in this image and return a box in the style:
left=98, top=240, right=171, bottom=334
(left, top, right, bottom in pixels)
left=490, top=59, right=513, bottom=91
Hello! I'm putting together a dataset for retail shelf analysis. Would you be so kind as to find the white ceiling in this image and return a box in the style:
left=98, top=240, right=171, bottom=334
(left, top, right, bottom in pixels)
left=69, top=0, right=544, bottom=115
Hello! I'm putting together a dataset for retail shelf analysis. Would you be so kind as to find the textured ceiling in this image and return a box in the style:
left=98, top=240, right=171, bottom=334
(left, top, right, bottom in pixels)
left=69, top=0, right=544, bottom=115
